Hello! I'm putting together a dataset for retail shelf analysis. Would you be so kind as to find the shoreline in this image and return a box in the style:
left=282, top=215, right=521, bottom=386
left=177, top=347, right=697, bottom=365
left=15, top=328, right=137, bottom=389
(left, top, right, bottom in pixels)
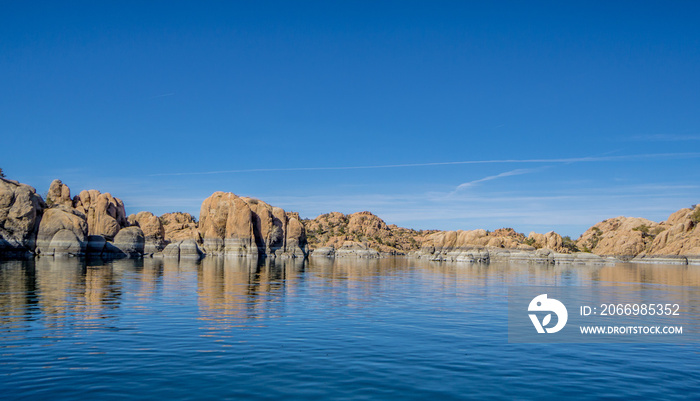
left=2, top=249, right=700, bottom=266
left=2, top=177, right=699, bottom=264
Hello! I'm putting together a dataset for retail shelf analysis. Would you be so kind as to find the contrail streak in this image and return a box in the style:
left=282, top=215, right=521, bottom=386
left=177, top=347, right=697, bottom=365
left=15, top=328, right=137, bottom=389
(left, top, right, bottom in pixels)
left=149, top=152, right=700, bottom=176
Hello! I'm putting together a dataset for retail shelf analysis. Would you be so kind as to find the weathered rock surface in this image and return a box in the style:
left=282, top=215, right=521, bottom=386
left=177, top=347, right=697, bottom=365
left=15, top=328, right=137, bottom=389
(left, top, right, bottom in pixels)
left=419, top=228, right=525, bottom=257
left=334, top=241, right=381, bottom=258
left=73, top=190, right=127, bottom=240
left=128, top=211, right=166, bottom=253
left=576, top=216, right=662, bottom=256
left=310, top=246, right=336, bottom=257
left=646, top=205, right=700, bottom=256
left=160, top=212, right=200, bottom=243
left=198, top=192, right=307, bottom=257
left=46, top=179, right=73, bottom=207
left=35, top=206, right=88, bottom=256
left=303, top=211, right=430, bottom=254
left=46, top=229, right=83, bottom=256
left=162, top=239, right=203, bottom=259
left=527, top=231, right=566, bottom=253
left=285, top=212, right=307, bottom=258
left=0, top=178, right=44, bottom=253
left=416, top=245, right=612, bottom=265
left=109, top=227, right=145, bottom=257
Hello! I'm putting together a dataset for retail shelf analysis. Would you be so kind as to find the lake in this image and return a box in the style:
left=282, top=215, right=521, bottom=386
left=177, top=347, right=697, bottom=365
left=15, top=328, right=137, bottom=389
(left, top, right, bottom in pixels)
left=1, top=256, right=699, bottom=400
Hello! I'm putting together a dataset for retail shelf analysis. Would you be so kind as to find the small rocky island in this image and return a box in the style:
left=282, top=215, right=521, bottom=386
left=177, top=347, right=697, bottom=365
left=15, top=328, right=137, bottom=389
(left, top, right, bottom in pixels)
left=1, top=177, right=699, bottom=265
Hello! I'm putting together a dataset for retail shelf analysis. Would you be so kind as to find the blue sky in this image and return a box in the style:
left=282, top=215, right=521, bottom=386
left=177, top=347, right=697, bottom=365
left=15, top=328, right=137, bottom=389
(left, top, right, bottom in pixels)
left=1, top=1, right=699, bottom=237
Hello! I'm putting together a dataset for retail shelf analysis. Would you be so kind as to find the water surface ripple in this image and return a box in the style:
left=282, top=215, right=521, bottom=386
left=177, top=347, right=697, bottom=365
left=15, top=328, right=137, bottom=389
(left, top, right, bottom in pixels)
left=0, top=257, right=698, bottom=400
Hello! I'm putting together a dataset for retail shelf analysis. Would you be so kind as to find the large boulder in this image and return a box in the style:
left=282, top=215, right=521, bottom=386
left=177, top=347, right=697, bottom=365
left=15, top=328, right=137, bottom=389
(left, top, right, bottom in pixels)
left=160, top=212, right=200, bottom=243
left=285, top=212, right=307, bottom=258
left=199, top=192, right=257, bottom=256
left=162, top=239, right=202, bottom=259
left=47, top=229, right=83, bottom=256
left=198, top=191, right=307, bottom=257
left=109, top=227, right=145, bottom=257
left=0, top=178, right=45, bottom=253
left=46, top=179, right=73, bottom=207
left=35, top=205, right=88, bottom=256
left=128, top=211, right=166, bottom=253
left=73, top=190, right=127, bottom=240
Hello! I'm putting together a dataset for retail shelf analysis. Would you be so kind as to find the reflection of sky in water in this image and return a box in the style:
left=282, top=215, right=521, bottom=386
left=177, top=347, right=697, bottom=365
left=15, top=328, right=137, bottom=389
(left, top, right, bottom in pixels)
left=0, top=257, right=699, bottom=399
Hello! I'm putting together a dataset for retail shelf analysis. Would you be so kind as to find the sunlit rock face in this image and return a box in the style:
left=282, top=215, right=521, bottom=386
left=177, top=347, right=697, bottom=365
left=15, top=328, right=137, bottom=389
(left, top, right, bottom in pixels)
left=128, top=211, right=166, bottom=254
left=35, top=206, right=88, bottom=256
left=0, top=178, right=45, bottom=254
left=72, top=189, right=128, bottom=241
left=646, top=205, right=700, bottom=256
left=303, top=211, right=429, bottom=255
left=198, top=192, right=307, bottom=258
left=160, top=212, right=200, bottom=243
left=576, top=216, right=661, bottom=256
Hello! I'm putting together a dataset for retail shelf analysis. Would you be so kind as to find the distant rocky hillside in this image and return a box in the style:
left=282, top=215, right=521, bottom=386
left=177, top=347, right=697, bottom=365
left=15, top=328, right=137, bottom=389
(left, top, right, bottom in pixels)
left=577, top=205, right=700, bottom=257
left=302, top=211, right=434, bottom=254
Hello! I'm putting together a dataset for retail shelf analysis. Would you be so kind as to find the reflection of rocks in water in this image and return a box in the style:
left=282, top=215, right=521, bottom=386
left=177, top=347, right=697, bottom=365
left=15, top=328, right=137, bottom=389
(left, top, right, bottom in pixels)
left=34, top=256, right=86, bottom=324
left=197, top=256, right=305, bottom=323
left=134, top=258, right=163, bottom=301
left=83, top=262, right=121, bottom=320
left=33, top=257, right=123, bottom=325
left=596, top=264, right=700, bottom=287
left=0, top=259, right=37, bottom=327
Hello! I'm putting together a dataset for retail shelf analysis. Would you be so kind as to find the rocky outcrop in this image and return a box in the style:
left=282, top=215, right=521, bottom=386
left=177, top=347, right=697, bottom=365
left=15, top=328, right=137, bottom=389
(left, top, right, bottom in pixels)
left=198, top=192, right=307, bottom=257
left=415, top=227, right=588, bottom=262
left=645, top=205, right=700, bottom=256
left=303, top=211, right=429, bottom=254
left=73, top=190, right=127, bottom=240
left=162, top=239, right=203, bottom=259
left=285, top=212, right=307, bottom=258
left=310, top=246, right=336, bottom=257
left=127, top=211, right=166, bottom=253
left=576, top=216, right=662, bottom=256
left=35, top=206, right=88, bottom=256
left=160, top=212, right=200, bottom=243
left=419, top=228, right=533, bottom=257
left=527, top=231, right=566, bottom=253
left=46, top=179, right=73, bottom=207
left=334, top=241, right=381, bottom=258
left=0, top=178, right=45, bottom=254
left=199, top=192, right=255, bottom=256
left=7, top=176, right=700, bottom=264
left=109, top=227, right=145, bottom=257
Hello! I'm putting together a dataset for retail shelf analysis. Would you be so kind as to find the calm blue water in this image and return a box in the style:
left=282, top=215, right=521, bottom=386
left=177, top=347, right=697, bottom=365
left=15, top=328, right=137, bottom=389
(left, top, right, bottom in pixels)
left=0, top=256, right=699, bottom=400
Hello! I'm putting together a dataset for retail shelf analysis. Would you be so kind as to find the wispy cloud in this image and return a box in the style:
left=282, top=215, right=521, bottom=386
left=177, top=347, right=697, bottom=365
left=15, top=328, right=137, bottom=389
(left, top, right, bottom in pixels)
left=149, top=93, right=175, bottom=99
left=626, top=134, right=700, bottom=142
left=149, top=152, right=700, bottom=176
left=455, top=168, right=540, bottom=191
left=259, top=183, right=698, bottom=236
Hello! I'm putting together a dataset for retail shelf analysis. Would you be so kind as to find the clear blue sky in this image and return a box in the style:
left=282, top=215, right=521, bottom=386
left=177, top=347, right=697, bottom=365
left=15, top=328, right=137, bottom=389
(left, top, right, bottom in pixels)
left=2, top=1, right=699, bottom=237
